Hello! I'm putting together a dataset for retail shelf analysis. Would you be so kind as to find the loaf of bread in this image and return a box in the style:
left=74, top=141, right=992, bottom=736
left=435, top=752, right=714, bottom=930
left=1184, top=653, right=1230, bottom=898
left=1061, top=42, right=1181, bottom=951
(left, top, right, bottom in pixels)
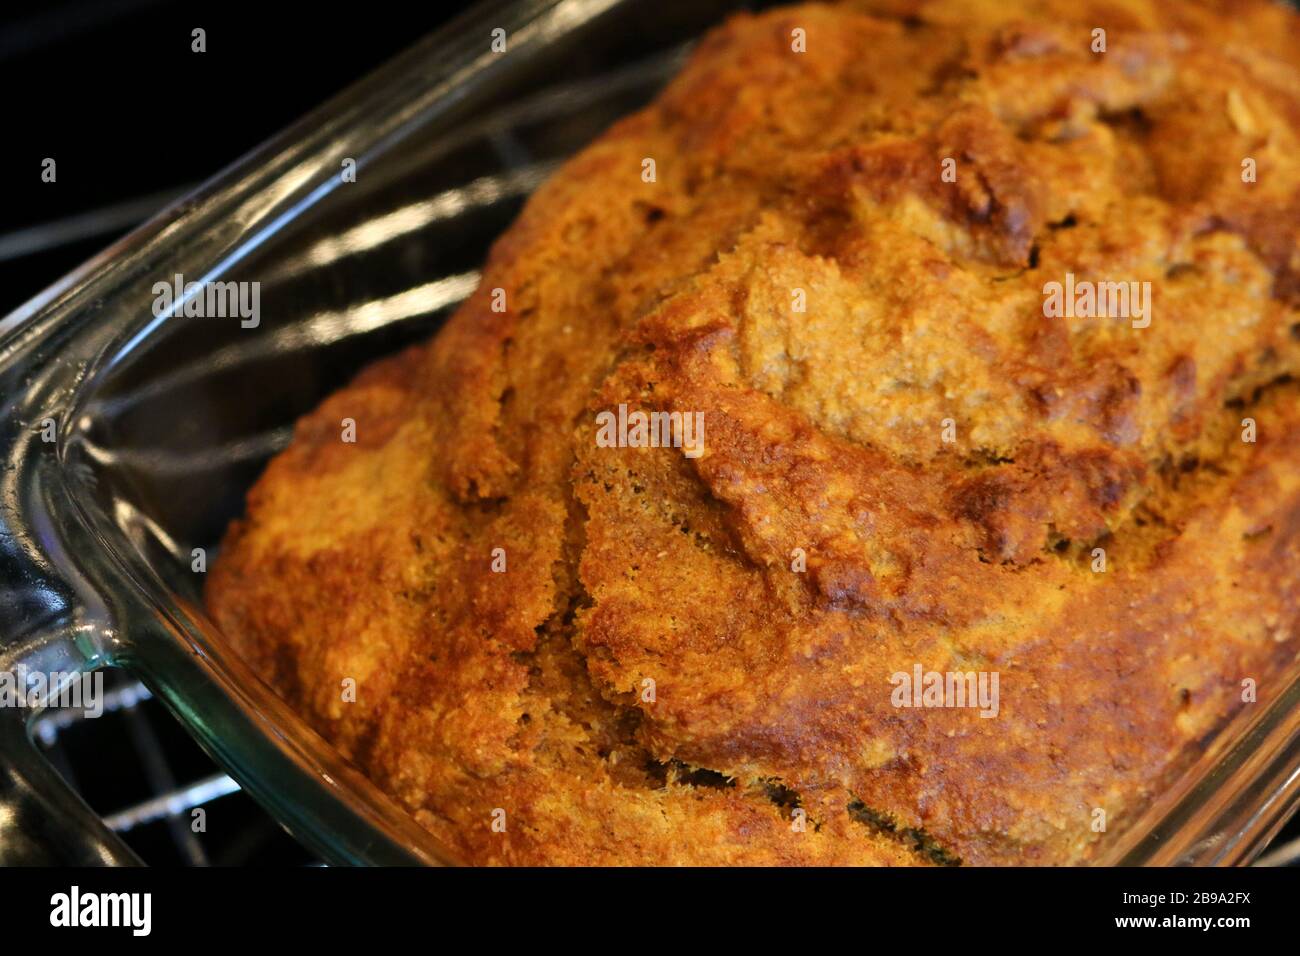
left=207, top=0, right=1300, bottom=865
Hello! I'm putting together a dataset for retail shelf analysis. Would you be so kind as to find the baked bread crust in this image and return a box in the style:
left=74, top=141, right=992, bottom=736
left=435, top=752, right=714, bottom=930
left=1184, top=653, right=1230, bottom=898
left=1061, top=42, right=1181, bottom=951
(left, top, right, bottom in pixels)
left=208, top=0, right=1300, bottom=865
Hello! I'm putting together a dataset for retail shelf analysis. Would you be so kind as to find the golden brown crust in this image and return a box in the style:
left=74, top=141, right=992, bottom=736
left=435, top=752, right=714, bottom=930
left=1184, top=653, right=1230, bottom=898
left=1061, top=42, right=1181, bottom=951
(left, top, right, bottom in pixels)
left=207, top=0, right=1300, bottom=865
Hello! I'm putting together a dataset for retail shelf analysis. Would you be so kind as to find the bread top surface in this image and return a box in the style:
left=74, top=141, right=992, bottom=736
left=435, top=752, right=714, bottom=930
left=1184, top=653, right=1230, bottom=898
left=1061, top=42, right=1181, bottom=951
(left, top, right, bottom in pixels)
left=207, top=0, right=1300, bottom=865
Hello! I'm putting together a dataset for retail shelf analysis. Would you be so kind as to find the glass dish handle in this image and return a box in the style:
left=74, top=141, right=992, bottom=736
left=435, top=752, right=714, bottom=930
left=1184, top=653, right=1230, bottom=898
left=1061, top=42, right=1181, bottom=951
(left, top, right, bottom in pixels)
left=0, top=662, right=140, bottom=865
left=0, top=362, right=139, bottom=865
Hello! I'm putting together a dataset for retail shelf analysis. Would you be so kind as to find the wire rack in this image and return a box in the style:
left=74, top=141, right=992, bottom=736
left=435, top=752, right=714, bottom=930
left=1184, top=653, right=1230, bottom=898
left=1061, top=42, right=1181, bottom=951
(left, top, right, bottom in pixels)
left=31, top=670, right=318, bottom=866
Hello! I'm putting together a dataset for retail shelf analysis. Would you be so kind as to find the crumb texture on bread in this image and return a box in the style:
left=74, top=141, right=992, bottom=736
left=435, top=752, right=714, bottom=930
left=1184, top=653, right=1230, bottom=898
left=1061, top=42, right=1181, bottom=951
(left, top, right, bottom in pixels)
left=207, top=0, right=1300, bottom=865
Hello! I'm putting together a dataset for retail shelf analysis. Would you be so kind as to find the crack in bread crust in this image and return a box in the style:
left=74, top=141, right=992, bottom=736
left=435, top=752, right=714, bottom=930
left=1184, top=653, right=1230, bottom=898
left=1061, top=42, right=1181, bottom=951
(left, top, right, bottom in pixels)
left=207, top=0, right=1300, bottom=865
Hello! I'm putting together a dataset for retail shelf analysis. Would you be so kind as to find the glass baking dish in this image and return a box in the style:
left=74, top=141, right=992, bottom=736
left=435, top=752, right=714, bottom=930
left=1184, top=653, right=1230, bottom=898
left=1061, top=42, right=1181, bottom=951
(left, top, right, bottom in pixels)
left=1, top=0, right=1298, bottom=866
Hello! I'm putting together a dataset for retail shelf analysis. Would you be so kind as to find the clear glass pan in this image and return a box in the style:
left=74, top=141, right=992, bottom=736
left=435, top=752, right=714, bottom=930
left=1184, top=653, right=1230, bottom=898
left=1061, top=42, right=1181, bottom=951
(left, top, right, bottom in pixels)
left=0, top=0, right=1297, bottom=866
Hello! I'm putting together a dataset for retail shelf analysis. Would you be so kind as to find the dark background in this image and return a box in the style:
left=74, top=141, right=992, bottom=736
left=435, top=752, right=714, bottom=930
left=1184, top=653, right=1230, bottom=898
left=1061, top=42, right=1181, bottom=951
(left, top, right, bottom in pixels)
left=0, top=0, right=474, bottom=313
